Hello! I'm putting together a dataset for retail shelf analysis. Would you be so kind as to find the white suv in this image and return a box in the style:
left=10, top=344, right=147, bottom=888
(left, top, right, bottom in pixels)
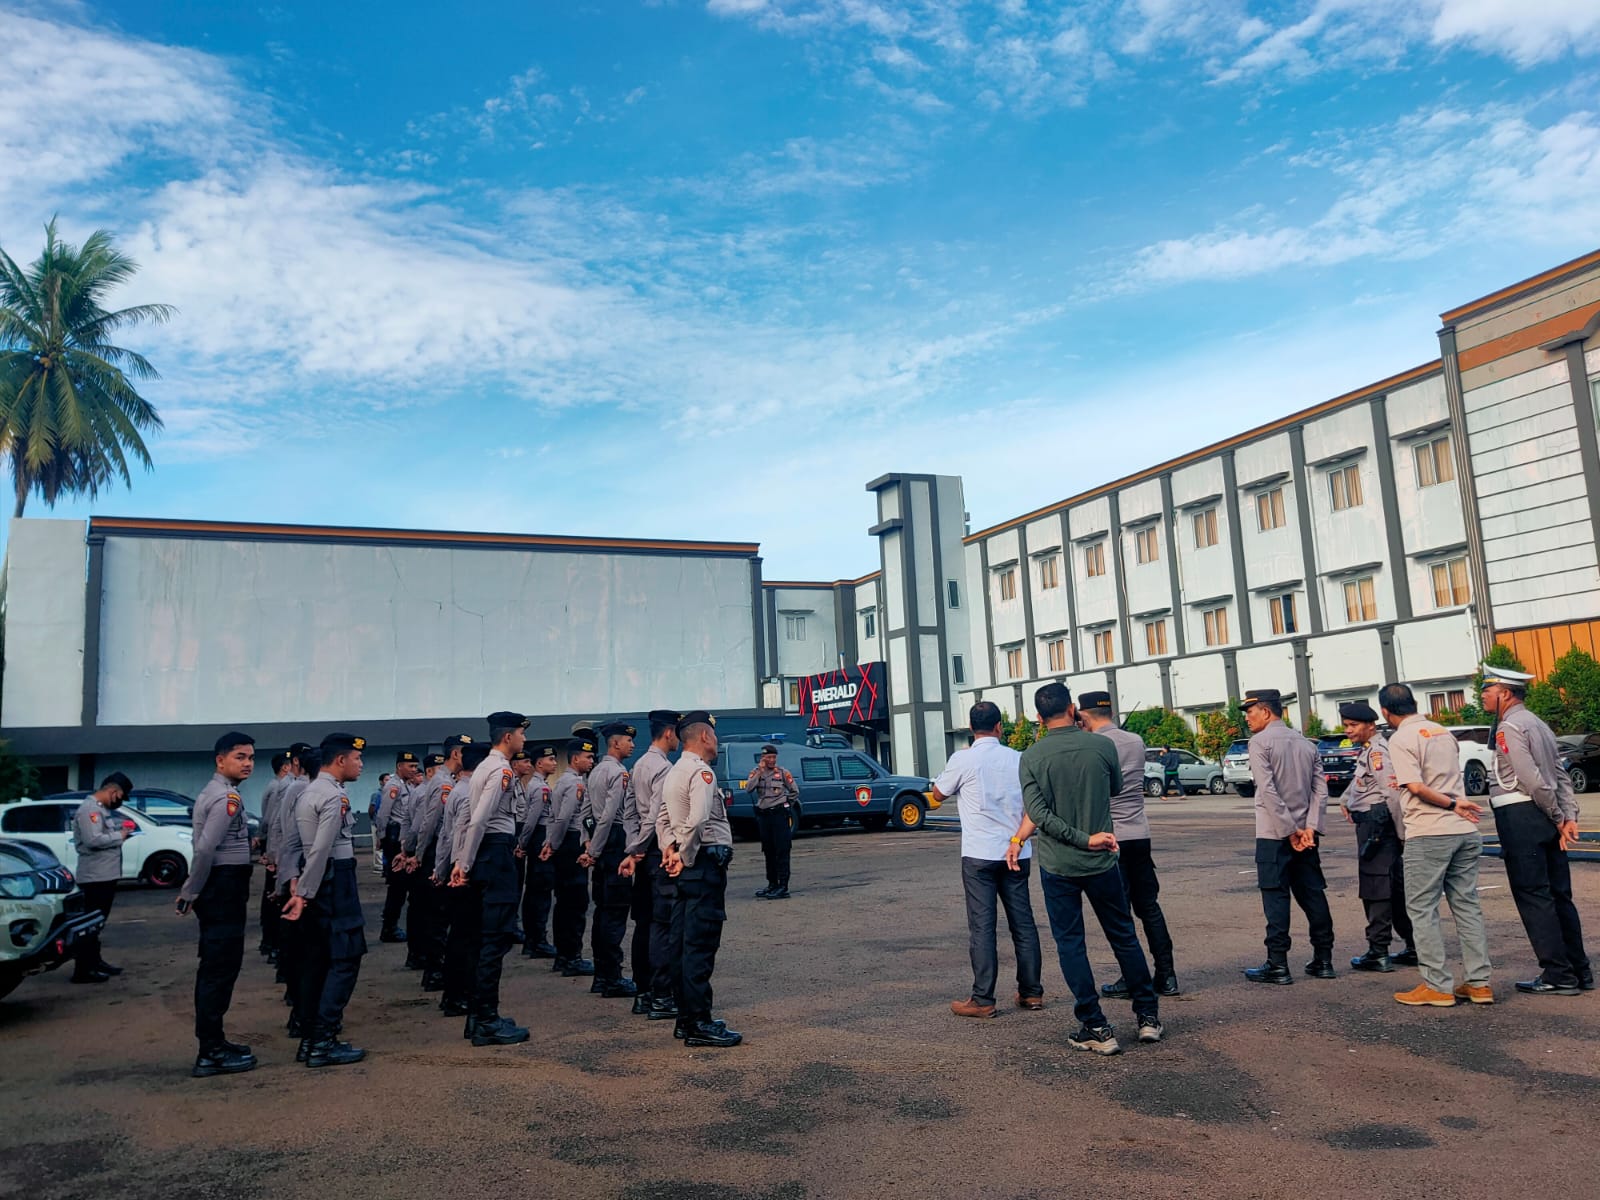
left=0, top=798, right=193, bottom=887
left=1447, top=726, right=1494, bottom=796
left=1222, top=740, right=1253, bottom=795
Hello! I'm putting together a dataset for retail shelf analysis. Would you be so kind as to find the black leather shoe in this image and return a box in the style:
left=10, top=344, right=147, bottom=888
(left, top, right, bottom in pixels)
left=1580, top=971, right=1596, bottom=991
left=306, top=1038, right=366, bottom=1068
left=1351, top=950, right=1393, bottom=973
left=440, top=998, right=469, bottom=1017
left=528, top=942, right=558, bottom=959
left=379, top=929, right=407, bottom=943
left=403, top=956, right=424, bottom=970
left=754, top=886, right=773, bottom=899
left=632, top=994, right=653, bottom=1015
left=676, top=1016, right=723, bottom=1040
left=1304, top=958, right=1337, bottom=980
left=421, top=971, right=445, bottom=992
left=70, top=969, right=112, bottom=984
left=220, top=1039, right=252, bottom=1056
left=1100, top=977, right=1131, bottom=1000
left=192, top=1046, right=258, bottom=1077
left=1156, top=972, right=1180, bottom=997
left=1245, top=961, right=1293, bottom=985
left=463, top=1014, right=477, bottom=1040
left=602, top=978, right=638, bottom=999
left=562, top=958, right=595, bottom=977
left=1391, top=948, right=1419, bottom=966
left=1515, top=978, right=1581, bottom=996
left=767, top=886, right=790, bottom=900
left=590, top=977, right=610, bottom=994
left=551, top=957, right=570, bottom=973
left=471, top=1016, right=530, bottom=1046
left=287, top=1016, right=304, bottom=1038
left=647, top=998, right=679, bottom=1021
left=295, top=1038, right=312, bottom=1063
left=684, top=1019, right=742, bottom=1048
left=96, top=961, right=124, bottom=976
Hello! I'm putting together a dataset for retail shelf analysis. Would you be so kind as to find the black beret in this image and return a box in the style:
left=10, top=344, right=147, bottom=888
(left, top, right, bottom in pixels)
left=423, top=753, right=447, bottom=768
left=488, top=710, right=529, bottom=731
left=677, top=710, right=716, bottom=733
left=1077, top=691, right=1114, bottom=713
left=320, top=732, right=366, bottom=755
left=567, top=736, right=597, bottom=757
left=396, top=750, right=419, bottom=764
left=214, top=730, right=255, bottom=755
left=1241, top=688, right=1281, bottom=709
left=761, top=743, right=780, bottom=755
left=600, top=721, right=637, bottom=740
left=648, top=709, right=682, bottom=727
left=461, top=743, right=491, bottom=770
left=287, top=742, right=313, bottom=756
left=530, top=743, right=559, bottom=760
left=443, top=733, right=474, bottom=750
left=510, top=750, right=530, bottom=763
left=1339, top=700, right=1378, bottom=723
left=571, top=721, right=599, bottom=739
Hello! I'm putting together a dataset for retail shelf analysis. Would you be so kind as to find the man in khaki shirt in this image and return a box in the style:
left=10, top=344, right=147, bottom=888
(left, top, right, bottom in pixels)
left=1380, top=684, right=1492, bottom=1007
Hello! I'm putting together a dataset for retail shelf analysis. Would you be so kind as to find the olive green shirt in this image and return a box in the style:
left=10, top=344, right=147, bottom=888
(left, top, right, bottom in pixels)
left=1018, top=724, right=1123, bottom=878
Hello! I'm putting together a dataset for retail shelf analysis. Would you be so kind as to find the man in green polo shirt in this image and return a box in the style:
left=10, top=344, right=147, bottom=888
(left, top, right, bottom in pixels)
left=1009, top=682, right=1161, bottom=1056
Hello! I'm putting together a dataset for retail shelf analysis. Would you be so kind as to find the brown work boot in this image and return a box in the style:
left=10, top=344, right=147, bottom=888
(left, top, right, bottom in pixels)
left=950, top=998, right=997, bottom=1019
left=1015, top=993, right=1044, bottom=1011
left=1453, top=983, right=1494, bottom=1005
left=1394, top=984, right=1457, bottom=1007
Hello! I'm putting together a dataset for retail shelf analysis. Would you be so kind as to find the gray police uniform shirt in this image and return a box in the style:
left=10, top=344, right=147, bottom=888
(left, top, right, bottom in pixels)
left=1493, top=704, right=1579, bottom=824
left=258, top=773, right=287, bottom=848
left=455, top=749, right=516, bottom=871
left=662, top=750, right=732, bottom=867
left=295, top=775, right=355, bottom=901
left=1248, top=719, right=1328, bottom=840
left=72, top=796, right=125, bottom=884
left=546, top=770, right=586, bottom=846
left=375, top=776, right=413, bottom=837
left=179, top=773, right=252, bottom=903
left=433, top=772, right=472, bottom=883
left=271, top=777, right=310, bottom=890
left=745, top=763, right=799, bottom=812
left=512, top=775, right=530, bottom=837
left=1095, top=725, right=1151, bottom=842
left=625, top=746, right=673, bottom=857
left=517, top=773, right=556, bottom=853
left=405, top=770, right=451, bottom=858
left=585, top=756, right=633, bottom=857
left=1345, top=733, right=1406, bottom=836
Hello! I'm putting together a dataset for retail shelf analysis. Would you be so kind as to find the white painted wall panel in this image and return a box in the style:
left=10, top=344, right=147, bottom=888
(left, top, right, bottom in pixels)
left=1116, top=662, right=1163, bottom=716
left=1119, top=478, right=1162, bottom=524
left=2, top=519, right=88, bottom=727
left=1170, top=652, right=1227, bottom=711
left=1306, top=628, right=1383, bottom=693
left=1477, top=472, right=1587, bottom=519
left=922, top=710, right=950, bottom=777
left=882, top=531, right=906, bottom=632
left=1461, top=359, right=1569, bottom=412
left=1393, top=613, right=1478, bottom=684
left=911, top=480, right=939, bottom=628
left=773, top=586, right=837, bottom=677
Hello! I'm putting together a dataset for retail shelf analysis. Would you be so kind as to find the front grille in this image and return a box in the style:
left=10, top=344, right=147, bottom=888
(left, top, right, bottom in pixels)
left=62, top=890, right=86, bottom=911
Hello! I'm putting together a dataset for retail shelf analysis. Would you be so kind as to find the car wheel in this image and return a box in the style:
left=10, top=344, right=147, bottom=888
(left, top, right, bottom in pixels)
left=860, top=814, right=890, bottom=832
left=1570, top=765, right=1590, bottom=793
left=1464, top=761, right=1488, bottom=797
left=142, top=851, right=188, bottom=888
left=1209, top=775, right=1226, bottom=795
left=892, top=795, right=926, bottom=831
left=1235, top=783, right=1255, bottom=798
left=1143, top=777, right=1163, bottom=798
left=0, top=966, right=20, bottom=1001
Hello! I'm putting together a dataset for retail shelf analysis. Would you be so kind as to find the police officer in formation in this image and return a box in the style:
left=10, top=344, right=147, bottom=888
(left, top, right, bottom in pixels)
left=176, top=732, right=259, bottom=1076
left=435, top=741, right=489, bottom=1014
left=69, top=772, right=134, bottom=984
left=542, top=734, right=597, bottom=976
left=403, top=738, right=469, bottom=992
left=516, top=742, right=560, bottom=959
left=1481, top=664, right=1594, bottom=994
left=1338, top=700, right=1417, bottom=972
left=1077, top=693, right=1180, bottom=998
left=254, top=753, right=289, bottom=963
left=1241, top=687, right=1336, bottom=984
left=747, top=743, right=798, bottom=899
left=584, top=721, right=641, bottom=998
left=620, top=710, right=681, bottom=1018
left=375, top=750, right=421, bottom=946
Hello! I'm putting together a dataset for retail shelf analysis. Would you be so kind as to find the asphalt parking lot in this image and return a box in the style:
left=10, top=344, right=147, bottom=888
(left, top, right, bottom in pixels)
left=3, top=797, right=1598, bottom=1200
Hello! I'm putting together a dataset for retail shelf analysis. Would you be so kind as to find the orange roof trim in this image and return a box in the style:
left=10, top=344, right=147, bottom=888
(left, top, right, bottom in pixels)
left=1440, top=247, right=1600, bottom=324
left=89, top=516, right=761, bottom=557
left=963, top=359, right=1441, bottom=545
left=763, top=571, right=882, bottom=589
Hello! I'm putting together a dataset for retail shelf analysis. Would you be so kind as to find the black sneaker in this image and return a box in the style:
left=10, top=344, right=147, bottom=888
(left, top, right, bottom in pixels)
left=306, top=1038, right=366, bottom=1068
left=1304, top=958, right=1337, bottom=980
left=562, top=958, right=595, bottom=977
left=1515, top=978, right=1581, bottom=996
left=767, top=885, right=790, bottom=900
left=683, top=1019, right=742, bottom=1048
left=1136, top=1016, right=1164, bottom=1044
left=754, top=886, right=774, bottom=899
left=471, top=1016, right=530, bottom=1047
left=1391, top=948, right=1419, bottom=967
left=1067, top=1024, right=1121, bottom=1056
left=1580, top=970, right=1596, bottom=992
left=602, top=978, right=638, bottom=999
left=1099, top=977, right=1131, bottom=1000
left=1155, top=972, right=1180, bottom=997
left=192, top=1046, right=258, bottom=1077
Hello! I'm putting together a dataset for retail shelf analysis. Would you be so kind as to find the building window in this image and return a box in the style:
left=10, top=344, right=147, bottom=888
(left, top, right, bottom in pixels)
left=952, top=654, right=965, bottom=685
left=1431, top=558, right=1470, bottom=609
left=1192, top=508, right=1218, bottom=549
left=1092, top=629, right=1114, bottom=665
left=1202, top=606, right=1229, bottom=647
left=862, top=610, right=876, bottom=639
left=1039, top=555, right=1059, bottom=590
left=1269, top=593, right=1297, bottom=636
left=1005, top=647, right=1024, bottom=679
left=1084, top=541, right=1106, bottom=578
left=1415, top=436, right=1455, bottom=488
left=1134, top=526, right=1160, bottom=564
left=1046, top=638, right=1068, bottom=673
left=786, top=680, right=800, bottom=710
left=1428, top=690, right=1467, bottom=717
left=998, top=568, right=1017, bottom=602
left=947, top=579, right=961, bottom=609
left=1329, top=464, right=1363, bottom=511
left=785, top=615, right=806, bottom=641
left=1344, top=576, right=1378, bottom=623
left=1256, top=487, right=1286, bottom=531
left=1144, top=619, right=1168, bottom=656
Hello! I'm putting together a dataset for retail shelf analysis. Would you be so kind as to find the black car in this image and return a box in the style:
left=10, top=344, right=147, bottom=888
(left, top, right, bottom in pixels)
left=1315, top=735, right=1358, bottom=798
left=45, top=788, right=262, bottom=842
left=1557, top=734, right=1600, bottom=792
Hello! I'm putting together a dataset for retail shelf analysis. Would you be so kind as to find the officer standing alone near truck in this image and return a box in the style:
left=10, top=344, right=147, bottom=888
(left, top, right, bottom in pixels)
left=747, top=744, right=798, bottom=899
left=69, top=772, right=134, bottom=983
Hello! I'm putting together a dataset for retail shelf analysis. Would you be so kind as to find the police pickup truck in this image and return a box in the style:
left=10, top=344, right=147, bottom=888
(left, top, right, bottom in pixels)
left=716, top=733, right=938, bottom=835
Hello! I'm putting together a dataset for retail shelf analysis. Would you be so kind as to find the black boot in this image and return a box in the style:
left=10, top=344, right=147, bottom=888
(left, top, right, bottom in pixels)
left=767, top=883, right=790, bottom=900
left=379, top=928, right=407, bottom=943
left=192, top=1045, right=258, bottom=1077
left=754, top=885, right=774, bottom=899
left=1351, top=949, right=1393, bottom=973
left=1304, top=957, right=1337, bottom=980
left=306, top=1037, right=366, bottom=1068
left=471, top=1015, right=530, bottom=1047
left=602, top=978, right=638, bottom=999
left=647, top=996, right=680, bottom=1021
left=683, top=1018, right=742, bottom=1048
left=440, top=997, right=469, bottom=1017
left=295, top=1038, right=313, bottom=1063
left=1390, top=947, right=1419, bottom=966
left=1244, top=960, right=1293, bottom=985
left=527, top=941, right=557, bottom=959
left=1099, top=977, right=1131, bottom=999
left=1154, top=970, right=1180, bottom=997
left=421, top=970, right=446, bottom=992
left=632, top=992, right=653, bottom=1015
left=562, top=958, right=595, bottom=977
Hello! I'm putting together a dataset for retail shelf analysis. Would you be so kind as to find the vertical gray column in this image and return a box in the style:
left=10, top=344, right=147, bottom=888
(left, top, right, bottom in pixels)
left=1436, top=328, right=1494, bottom=657
left=1017, top=524, right=1038, bottom=681
left=1369, top=397, right=1414, bottom=622
left=1106, top=493, right=1134, bottom=664
left=1158, top=660, right=1174, bottom=710
left=1057, top=510, right=1081, bottom=672
left=750, top=555, right=767, bottom=695
left=1158, top=474, right=1187, bottom=655
left=764, top=585, right=779, bottom=697
left=1220, top=451, right=1256, bottom=644
left=1292, top=638, right=1314, bottom=723
left=81, top=533, right=106, bottom=728
left=1378, top=623, right=1399, bottom=686
left=894, top=478, right=930, bottom=775
left=979, top=538, right=997, bottom=690
left=1561, top=342, right=1600, bottom=568
left=1287, top=426, right=1325, bottom=634
left=1222, top=649, right=1240, bottom=701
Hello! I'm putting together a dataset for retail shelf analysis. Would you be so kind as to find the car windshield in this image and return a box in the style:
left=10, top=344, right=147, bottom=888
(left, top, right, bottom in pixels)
left=1225, top=741, right=1249, bottom=756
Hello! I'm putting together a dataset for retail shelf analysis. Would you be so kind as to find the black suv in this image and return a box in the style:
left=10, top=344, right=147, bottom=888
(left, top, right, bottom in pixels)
left=1315, top=735, right=1358, bottom=797
left=717, top=736, right=936, bottom=833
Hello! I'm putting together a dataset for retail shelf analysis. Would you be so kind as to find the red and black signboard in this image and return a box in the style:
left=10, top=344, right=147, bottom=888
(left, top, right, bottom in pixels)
left=798, top=662, right=887, bottom=727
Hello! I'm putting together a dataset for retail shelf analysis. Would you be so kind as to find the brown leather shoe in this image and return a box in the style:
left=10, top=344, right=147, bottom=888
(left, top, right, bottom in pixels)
left=1394, top=984, right=1456, bottom=1007
left=1453, top=983, right=1494, bottom=1005
left=950, top=998, right=997, bottom=1019
left=1015, top=994, right=1044, bottom=1011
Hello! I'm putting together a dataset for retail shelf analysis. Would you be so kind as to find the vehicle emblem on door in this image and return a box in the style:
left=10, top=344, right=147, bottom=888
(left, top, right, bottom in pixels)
left=855, top=786, right=871, bottom=806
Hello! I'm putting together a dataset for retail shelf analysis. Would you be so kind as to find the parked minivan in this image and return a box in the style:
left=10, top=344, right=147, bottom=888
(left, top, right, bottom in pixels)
left=717, top=736, right=937, bottom=834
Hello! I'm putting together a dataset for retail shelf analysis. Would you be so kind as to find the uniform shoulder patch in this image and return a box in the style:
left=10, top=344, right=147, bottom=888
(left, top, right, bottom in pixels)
left=388, top=786, right=399, bottom=798
left=700, top=770, right=715, bottom=785
left=501, top=769, right=512, bottom=790
left=226, top=798, right=241, bottom=817
left=621, top=770, right=630, bottom=785
left=89, top=811, right=99, bottom=823
left=441, top=785, right=452, bottom=802
left=1371, top=751, right=1383, bottom=771
left=341, top=797, right=350, bottom=815
left=1495, top=730, right=1508, bottom=753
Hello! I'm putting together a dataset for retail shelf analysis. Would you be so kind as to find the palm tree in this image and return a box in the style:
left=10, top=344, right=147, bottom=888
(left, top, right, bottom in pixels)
left=0, top=218, right=172, bottom=517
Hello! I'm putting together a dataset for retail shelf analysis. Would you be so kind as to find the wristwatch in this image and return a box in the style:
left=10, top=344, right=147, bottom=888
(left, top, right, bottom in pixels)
left=1008, top=836, right=1023, bottom=845
left=1447, top=799, right=1458, bottom=811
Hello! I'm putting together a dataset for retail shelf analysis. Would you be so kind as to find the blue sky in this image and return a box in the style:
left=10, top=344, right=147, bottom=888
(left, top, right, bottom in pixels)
left=2, top=0, right=1597, bottom=577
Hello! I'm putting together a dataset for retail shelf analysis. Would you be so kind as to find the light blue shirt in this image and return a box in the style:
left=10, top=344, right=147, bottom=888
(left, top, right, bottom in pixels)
left=935, top=736, right=1030, bottom=862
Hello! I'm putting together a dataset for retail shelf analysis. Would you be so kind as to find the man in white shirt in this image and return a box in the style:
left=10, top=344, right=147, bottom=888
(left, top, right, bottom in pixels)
left=933, top=701, right=1044, bottom=1018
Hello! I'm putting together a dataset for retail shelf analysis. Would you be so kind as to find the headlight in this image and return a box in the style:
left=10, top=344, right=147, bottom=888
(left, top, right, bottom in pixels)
left=176, top=829, right=193, bottom=840
left=0, top=873, right=39, bottom=899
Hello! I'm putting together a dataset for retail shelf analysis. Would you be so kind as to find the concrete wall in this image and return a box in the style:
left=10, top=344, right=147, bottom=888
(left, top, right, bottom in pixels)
left=2, top=519, right=88, bottom=727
